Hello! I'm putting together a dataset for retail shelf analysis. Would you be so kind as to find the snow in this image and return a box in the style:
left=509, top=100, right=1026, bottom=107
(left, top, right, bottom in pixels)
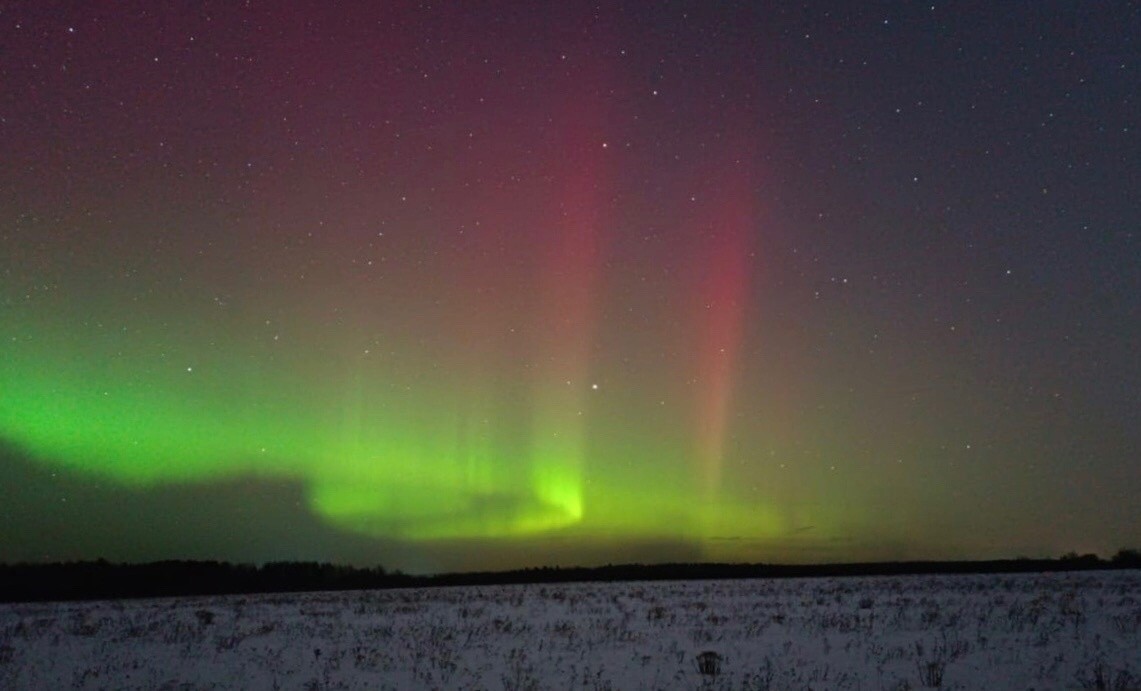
left=1, top=570, right=1139, bottom=689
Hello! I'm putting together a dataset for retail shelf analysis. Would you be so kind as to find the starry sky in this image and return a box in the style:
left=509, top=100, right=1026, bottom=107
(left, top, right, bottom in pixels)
left=1, top=1, right=1138, bottom=573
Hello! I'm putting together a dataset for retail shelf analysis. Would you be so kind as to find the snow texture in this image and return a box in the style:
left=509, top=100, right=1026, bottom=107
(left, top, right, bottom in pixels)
left=1, top=570, right=1139, bottom=689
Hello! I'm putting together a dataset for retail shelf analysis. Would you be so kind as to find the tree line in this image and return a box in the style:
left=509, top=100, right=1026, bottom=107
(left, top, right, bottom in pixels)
left=1, top=549, right=1137, bottom=603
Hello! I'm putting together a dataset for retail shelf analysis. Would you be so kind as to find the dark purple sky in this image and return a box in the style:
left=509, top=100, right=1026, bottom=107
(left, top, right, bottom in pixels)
left=1, top=1, right=1137, bottom=572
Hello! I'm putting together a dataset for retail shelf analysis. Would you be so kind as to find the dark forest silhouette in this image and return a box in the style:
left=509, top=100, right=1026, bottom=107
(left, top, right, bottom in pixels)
left=2, top=549, right=1138, bottom=603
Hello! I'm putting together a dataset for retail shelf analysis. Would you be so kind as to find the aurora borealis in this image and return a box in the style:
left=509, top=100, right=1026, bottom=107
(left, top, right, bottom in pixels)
left=2, top=2, right=1138, bottom=573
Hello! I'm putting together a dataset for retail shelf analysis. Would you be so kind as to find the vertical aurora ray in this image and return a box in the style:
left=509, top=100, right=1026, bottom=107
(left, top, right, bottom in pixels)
left=527, top=83, right=613, bottom=529
left=690, top=163, right=756, bottom=497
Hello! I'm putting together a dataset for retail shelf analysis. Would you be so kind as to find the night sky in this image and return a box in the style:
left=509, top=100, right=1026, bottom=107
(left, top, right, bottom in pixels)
left=2, top=2, right=1138, bottom=573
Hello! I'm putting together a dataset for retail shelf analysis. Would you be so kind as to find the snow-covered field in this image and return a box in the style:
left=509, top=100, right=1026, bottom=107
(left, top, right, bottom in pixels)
left=1, top=570, right=1139, bottom=689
